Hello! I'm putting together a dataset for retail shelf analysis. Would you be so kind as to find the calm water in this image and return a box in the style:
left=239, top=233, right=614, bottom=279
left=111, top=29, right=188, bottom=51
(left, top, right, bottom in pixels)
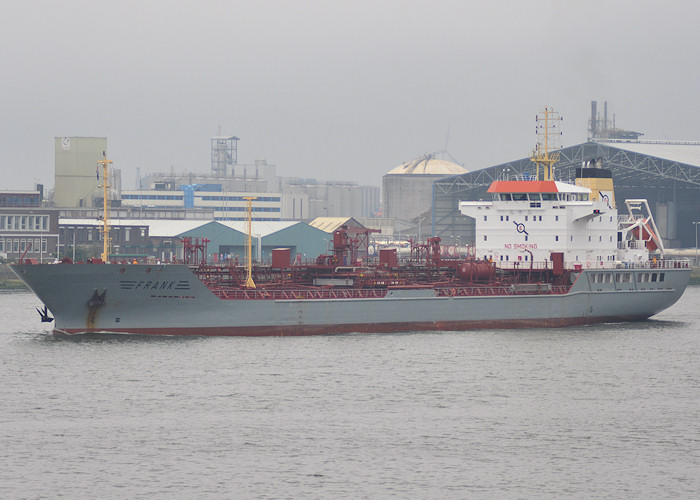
left=1, top=288, right=698, bottom=499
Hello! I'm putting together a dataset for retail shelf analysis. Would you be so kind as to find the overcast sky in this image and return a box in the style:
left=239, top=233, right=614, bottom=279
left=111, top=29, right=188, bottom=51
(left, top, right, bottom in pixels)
left=2, top=0, right=699, bottom=192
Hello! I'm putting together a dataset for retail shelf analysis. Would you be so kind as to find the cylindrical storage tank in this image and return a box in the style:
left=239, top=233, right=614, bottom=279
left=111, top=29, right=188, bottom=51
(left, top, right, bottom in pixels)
left=457, top=261, right=495, bottom=282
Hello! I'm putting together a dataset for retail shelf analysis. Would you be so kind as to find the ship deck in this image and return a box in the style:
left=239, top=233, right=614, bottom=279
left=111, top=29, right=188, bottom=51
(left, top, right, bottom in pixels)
left=207, top=283, right=572, bottom=300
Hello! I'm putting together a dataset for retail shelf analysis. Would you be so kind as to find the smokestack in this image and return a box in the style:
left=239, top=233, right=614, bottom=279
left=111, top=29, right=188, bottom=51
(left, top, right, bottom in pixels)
left=591, top=101, right=597, bottom=137
left=604, top=102, right=608, bottom=132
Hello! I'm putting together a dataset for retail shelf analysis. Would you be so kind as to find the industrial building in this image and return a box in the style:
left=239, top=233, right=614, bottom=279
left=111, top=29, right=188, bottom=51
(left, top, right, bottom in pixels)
left=0, top=189, right=58, bottom=262
left=57, top=219, right=333, bottom=263
left=54, top=137, right=121, bottom=208
left=282, top=179, right=380, bottom=220
left=127, top=163, right=379, bottom=222
left=178, top=220, right=331, bottom=263
left=51, top=134, right=379, bottom=221
left=128, top=135, right=380, bottom=221
left=382, top=155, right=467, bottom=221
left=122, top=188, right=282, bottom=221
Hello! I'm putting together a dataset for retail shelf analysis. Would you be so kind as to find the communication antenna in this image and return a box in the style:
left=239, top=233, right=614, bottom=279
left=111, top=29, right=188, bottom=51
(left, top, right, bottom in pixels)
left=97, top=151, right=113, bottom=261
left=530, top=106, right=563, bottom=181
left=243, top=196, right=257, bottom=288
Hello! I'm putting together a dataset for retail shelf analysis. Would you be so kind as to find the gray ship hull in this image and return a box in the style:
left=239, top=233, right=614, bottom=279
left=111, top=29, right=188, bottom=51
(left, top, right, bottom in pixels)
left=12, top=263, right=690, bottom=336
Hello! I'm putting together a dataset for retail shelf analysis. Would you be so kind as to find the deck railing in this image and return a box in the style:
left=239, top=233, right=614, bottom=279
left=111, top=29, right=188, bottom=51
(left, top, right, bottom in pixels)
left=210, top=283, right=572, bottom=300
left=615, top=259, right=690, bottom=270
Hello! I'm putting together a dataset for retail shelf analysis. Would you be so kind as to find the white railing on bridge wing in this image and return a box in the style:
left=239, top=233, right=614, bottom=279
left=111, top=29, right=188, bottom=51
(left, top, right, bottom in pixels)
left=618, top=240, right=646, bottom=250
left=615, top=259, right=690, bottom=270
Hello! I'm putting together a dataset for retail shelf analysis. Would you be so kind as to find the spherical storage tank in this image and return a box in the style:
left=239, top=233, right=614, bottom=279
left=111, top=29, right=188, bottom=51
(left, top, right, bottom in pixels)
left=382, top=155, right=467, bottom=221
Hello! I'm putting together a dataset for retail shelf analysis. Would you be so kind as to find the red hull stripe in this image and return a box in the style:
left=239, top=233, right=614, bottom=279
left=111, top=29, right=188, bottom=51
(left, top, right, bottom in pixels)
left=57, top=315, right=649, bottom=337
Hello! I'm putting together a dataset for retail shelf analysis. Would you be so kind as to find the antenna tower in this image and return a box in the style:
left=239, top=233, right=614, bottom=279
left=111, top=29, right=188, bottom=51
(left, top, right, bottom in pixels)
left=530, top=106, right=563, bottom=181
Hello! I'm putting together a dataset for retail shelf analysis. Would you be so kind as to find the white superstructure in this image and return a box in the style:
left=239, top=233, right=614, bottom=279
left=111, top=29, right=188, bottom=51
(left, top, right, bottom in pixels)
left=459, top=179, right=659, bottom=269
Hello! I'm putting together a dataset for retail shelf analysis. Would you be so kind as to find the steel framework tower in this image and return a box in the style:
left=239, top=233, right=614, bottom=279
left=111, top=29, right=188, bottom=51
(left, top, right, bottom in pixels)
left=210, top=135, right=239, bottom=176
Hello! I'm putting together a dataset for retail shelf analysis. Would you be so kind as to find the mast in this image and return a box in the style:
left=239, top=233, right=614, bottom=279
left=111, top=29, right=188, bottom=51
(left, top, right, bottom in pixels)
left=243, top=196, right=257, bottom=288
left=97, top=151, right=113, bottom=262
left=530, top=106, right=562, bottom=181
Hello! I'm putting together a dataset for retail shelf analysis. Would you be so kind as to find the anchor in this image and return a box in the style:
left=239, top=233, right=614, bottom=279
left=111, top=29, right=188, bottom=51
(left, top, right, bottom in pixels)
left=36, top=305, right=54, bottom=323
left=87, top=289, right=107, bottom=308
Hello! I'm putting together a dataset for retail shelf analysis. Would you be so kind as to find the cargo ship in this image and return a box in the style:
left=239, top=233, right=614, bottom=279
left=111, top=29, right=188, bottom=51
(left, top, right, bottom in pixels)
left=12, top=111, right=691, bottom=336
